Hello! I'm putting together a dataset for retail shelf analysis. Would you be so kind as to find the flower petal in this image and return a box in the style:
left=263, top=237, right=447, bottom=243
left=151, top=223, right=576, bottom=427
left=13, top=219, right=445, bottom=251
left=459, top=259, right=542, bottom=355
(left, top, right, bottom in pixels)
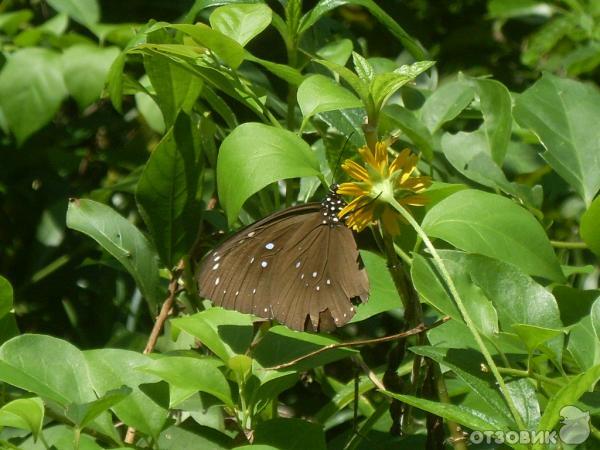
left=341, top=160, right=369, bottom=182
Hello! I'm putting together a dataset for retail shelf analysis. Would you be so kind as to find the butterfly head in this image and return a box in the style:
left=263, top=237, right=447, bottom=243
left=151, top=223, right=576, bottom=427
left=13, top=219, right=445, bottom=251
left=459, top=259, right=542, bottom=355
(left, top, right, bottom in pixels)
left=321, top=184, right=346, bottom=227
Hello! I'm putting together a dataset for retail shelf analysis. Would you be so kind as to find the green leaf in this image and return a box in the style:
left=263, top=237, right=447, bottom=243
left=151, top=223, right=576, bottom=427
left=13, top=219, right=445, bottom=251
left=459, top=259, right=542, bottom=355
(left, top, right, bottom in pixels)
left=505, top=379, right=540, bottom=431
left=350, top=251, right=398, bottom=322
left=567, top=316, right=600, bottom=371
left=534, top=364, right=600, bottom=450
left=0, top=398, right=44, bottom=440
left=352, top=52, right=374, bottom=82
left=253, top=418, right=326, bottom=450
left=253, top=326, right=356, bottom=371
left=422, top=190, right=564, bottom=281
left=370, top=61, right=435, bottom=111
left=135, top=90, right=165, bottom=134
left=420, top=78, right=474, bottom=132
left=46, top=0, right=99, bottom=26
left=140, top=356, right=233, bottom=407
left=0, top=10, right=33, bottom=35
left=0, top=48, right=67, bottom=144
left=380, top=391, right=517, bottom=436
left=66, top=198, right=165, bottom=311
left=411, top=255, right=499, bottom=336
left=592, top=297, right=600, bottom=340
left=169, top=23, right=245, bottom=69
left=511, top=324, right=564, bottom=354
left=0, top=276, right=13, bottom=320
left=143, top=51, right=203, bottom=128
left=245, top=54, right=304, bottom=86
left=157, top=423, right=232, bottom=450
left=299, top=0, right=426, bottom=61
left=136, top=113, right=203, bottom=267
left=217, top=123, right=320, bottom=224
left=473, top=78, right=512, bottom=164
left=210, top=3, right=272, bottom=47
left=107, top=52, right=126, bottom=113
left=297, top=74, right=362, bottom=127
left=0, top=335, right=117, bottom=441
left=61, top=44, right=120, bottom=109
left=65, top=386, right=131, bottom=429
left=85, top=349, right=169, bottom=439
left=382, top=104, right=434, bottom=160
left=580, top=195, right=600, bottom=256
left=171, top=308, right=254, bottom=362
left=410, top=346, right=514, bottom=427
left=514, top=73, right=600, bottom=205
left=314, top=58, right=370, bottom=104
left=316, top=39, right=353, bottom=66
left=440, top=251, right=564, bottom=363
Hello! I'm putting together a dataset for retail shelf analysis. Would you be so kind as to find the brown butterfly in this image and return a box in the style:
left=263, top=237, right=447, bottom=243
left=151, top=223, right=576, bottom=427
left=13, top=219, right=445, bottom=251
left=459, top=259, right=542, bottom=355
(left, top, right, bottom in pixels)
left=196, top=185, right=369, bottom=332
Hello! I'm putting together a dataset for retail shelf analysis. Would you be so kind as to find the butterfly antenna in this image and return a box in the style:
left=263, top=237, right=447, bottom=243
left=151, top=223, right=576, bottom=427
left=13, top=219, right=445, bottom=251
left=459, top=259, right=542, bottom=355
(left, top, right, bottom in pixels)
left=331, top=132, right=355, bottom=185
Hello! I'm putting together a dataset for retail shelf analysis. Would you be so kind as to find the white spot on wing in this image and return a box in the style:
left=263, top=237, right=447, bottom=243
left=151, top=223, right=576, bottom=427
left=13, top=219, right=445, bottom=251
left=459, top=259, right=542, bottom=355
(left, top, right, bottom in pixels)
left=213, top=255, right=221, bottom=262
left=247, top=231, right=255, bottom=237
left=326, top=279, right=331, bottom=285
left=261, top=261, right=268, bottom=268
left=295, top=261, right=301, bottom=268
left=215, top=277, right=220, bottom=285
left=250, top=257, right=255, bottom=264
left=212, top=263, right=219, bottom=270
left=252, top=288, right=256, bottom=294
left=316, top=286, right=320, bottom=291
left=312, top=272, right=317, bottom=278
left=265, top=242, right=274, bottom=250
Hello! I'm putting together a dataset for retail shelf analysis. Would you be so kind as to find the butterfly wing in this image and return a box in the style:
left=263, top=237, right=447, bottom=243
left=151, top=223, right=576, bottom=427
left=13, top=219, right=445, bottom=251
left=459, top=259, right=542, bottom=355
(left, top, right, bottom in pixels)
left=197, top=203, right=369, bottom=331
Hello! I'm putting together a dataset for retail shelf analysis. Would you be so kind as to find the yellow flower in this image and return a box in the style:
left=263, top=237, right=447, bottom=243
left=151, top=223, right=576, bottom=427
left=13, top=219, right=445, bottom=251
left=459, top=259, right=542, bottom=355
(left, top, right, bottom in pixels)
left=337, top=140, right=431, bottom=235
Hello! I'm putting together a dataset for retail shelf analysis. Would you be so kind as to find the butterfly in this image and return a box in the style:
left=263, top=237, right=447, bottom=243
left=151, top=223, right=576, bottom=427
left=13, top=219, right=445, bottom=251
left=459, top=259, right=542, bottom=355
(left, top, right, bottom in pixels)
left=196, top=184, right=369, bottom=332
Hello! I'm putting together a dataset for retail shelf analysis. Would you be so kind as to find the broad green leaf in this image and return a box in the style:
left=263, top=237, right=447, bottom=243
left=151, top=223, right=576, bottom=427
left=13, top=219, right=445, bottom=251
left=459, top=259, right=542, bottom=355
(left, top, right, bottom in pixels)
left=511, top=324, right=564, bottom=355
left=592, top=297, right=600, bottom=339
left=253, top=325, right=356, bottom=371
left=143, top=49, right=203, bottom=127
left=440, top=251, right=564, bottom=362
left=157, top=423, right=232, bottom=450
left=253, top=418, right=326, bottom=450
left=411, top=255, right=499, bottom=336
left=217, top=123, right=320, bottom=224
left=299, top=0, right=426, bottom=61
left=135, top=90, right=165, bottom=134
left=66, top=199, right=165, bottom=311
left=247, top=367, right=298, bottom=416
left=316, top=39, right=353, bottom=66
left=315, top=59, right=370, bottom=104
left=210, top=3, right=272, bottom=47
left=381, top=391, right=515, bottom=434
left=410, top=346, right=514, bottom=427
left=422, top=190, right=564, bottom=281
left=107, top=52, right=126, bottom=113
left=140, top=356, right=233, bottom=407
left=85, top=349, right=169, bottom=439
left=169, top=23, right=245, bottom=69
left=473, top=78, right=512, bottom=164
left=514, top=73, right=600, bottom=205
left=0, top=48, right=67, bottom=144
left=370, top=61, right=435, bottom=111
left=534, top=364, right=600, bottom=450
left=0, top=314, right=19, bottom=346
left=65, top=386, right=131, bottom=428
left=61, top=45, right=120, bottom=109
left=297, top=74, right=362, bottom=127
left=0, top=276, right=13, bottom=319
left=136, top=113, right=203, bottom=267
left=46, top=0, right=99, bottom=26
left=19, top=424, right=105, bottom=450
left=0, top=335, right=117, bottom=441
left=350, top=251, right=398, bottom=322
left=0, top=398, right=44, bottom=440
left=580, top=195, right=600, bottom=257
left=171, top=308, right=254, bottom=361
left=0, top=9, right=33, bottom=34
left=553, top=286, right=599, bottom=326
left=505, top=379, right=540, bottom=430
left=568, top=317, right=600, bottom=371
left=382, top=104, right=434, bottom=160
left=420, top=78, right=474, bottom=132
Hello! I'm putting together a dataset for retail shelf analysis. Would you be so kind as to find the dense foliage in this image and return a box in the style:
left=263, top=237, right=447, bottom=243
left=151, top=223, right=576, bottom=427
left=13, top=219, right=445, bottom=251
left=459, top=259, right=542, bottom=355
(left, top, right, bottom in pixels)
left=1, top=0, right=599, bottom=449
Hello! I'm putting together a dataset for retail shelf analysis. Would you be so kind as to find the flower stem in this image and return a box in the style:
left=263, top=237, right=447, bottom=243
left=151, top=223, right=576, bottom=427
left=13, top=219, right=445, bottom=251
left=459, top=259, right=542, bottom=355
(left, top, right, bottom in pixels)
left=387, top=197, right=527, bottom=431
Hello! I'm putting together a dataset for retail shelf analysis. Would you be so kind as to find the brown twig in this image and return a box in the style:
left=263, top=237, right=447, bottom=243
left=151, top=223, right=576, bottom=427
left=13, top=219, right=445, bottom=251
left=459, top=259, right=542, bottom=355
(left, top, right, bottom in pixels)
left=265, top=316, right=450, bottom=371
left=124, top=262, right=183, bottom=444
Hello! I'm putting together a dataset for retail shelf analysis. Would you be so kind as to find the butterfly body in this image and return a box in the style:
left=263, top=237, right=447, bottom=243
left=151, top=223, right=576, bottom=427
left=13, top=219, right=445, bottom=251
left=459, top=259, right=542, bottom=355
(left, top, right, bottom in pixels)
left=197, top=187, right=369, bottom=331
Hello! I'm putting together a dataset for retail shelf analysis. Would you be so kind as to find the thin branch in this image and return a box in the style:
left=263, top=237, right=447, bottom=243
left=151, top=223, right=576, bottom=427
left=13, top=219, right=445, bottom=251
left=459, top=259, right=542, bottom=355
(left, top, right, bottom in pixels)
left=550, top=240, right=587, bottom=249
left=265, top=316, right=450, bottom=371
